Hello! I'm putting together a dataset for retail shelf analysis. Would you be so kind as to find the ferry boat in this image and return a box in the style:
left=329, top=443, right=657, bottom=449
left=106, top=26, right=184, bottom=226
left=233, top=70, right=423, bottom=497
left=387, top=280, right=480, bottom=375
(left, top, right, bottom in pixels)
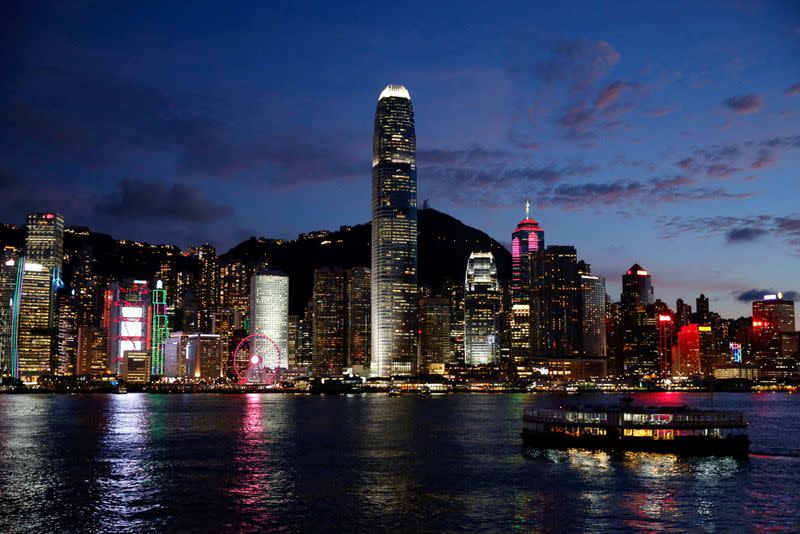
left=522, top=399, right=749, bottom=456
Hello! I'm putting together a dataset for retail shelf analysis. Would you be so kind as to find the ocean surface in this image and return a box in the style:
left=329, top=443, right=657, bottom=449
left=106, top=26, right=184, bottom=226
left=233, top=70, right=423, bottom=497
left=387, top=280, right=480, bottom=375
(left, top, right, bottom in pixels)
left=0, top=392, right=798, bottom=532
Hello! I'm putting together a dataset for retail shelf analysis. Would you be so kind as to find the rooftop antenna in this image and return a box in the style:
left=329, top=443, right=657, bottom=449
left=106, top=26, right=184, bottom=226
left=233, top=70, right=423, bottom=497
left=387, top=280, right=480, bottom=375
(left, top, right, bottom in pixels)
left=524, top=198, right=531, bottom=219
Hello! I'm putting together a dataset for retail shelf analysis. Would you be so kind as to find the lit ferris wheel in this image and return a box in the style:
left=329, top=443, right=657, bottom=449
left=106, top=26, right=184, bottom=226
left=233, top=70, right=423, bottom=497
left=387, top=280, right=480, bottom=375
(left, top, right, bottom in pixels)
left=233, top=333, right=282, bottom=385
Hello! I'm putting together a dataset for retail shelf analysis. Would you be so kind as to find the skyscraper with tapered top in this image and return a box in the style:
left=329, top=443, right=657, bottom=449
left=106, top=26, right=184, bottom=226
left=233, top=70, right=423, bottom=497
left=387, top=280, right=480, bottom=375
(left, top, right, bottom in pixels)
left=371, top=84, right=418, bottom=376
left=511, top=200, right=544, bottom=363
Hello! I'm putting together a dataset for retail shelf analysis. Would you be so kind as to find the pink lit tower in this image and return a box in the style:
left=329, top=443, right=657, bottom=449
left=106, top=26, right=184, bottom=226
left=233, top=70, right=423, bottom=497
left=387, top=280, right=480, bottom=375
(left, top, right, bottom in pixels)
left=510, top=199, right=544, bottom=363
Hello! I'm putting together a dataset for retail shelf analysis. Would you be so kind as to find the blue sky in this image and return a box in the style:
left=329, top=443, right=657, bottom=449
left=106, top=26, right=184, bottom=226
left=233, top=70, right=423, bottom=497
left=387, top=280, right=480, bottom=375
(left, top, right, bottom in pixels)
left=1, top=1, right=798, bottom=317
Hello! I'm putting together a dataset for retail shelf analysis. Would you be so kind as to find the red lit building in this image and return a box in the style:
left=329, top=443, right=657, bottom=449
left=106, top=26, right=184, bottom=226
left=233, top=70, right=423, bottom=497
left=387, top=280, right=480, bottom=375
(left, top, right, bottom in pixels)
left=752, top=294, right=796, bottom=363
left=675, top=324, right=700, bottom=376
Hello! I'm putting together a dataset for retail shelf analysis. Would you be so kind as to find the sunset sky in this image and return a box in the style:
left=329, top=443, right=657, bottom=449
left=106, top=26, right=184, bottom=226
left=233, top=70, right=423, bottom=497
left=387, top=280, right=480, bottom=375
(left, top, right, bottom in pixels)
left=2, top=1, right=799, bottom=317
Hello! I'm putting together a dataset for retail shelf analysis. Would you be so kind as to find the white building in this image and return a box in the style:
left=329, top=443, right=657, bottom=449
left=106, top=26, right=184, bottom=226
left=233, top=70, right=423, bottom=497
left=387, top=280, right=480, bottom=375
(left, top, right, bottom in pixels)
left=464, top=252, right=500, bottom=366
left=250, top=271, right=289, bottom=369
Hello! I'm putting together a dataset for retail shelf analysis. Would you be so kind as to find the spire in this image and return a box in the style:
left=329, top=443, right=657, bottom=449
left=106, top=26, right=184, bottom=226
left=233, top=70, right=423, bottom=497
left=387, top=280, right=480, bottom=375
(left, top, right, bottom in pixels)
left=524, top=198, right=530, bottom=219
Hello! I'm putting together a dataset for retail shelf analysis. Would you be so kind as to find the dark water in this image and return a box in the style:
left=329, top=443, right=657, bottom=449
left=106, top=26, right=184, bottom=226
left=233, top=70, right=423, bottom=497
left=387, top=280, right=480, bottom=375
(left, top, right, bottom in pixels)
left=0, top=392, right=798, bottom=532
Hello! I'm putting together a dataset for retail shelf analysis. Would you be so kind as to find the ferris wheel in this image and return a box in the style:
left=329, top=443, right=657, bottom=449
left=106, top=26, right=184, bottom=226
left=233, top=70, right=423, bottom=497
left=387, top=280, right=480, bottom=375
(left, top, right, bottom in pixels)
left=233, top=333, right=282, bottom=385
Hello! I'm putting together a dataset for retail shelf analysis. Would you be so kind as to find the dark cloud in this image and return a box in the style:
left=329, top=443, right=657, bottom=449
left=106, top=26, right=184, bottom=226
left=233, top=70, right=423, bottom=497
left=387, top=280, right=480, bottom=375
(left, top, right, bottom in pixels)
left=0, top=65, right=363, bottom=188
left=735, top=289, right=798, bottom=302
left=540, top=180, right=642, bottom=208
left=558, top=105, right=596, bottom=136
left=722, top=94, right=762, bottom=114
left=417, top=146, right=514, bottom=166
left=96, top=179, right=233, bottom=223
left=658, top=214, right=800, bottom=253
left=676, top=157, right=693, bottom=170
left=784, top=83, right=800, bottom=96
left=725, top=227, right=768, bottom=242
left=536, top=39, right=620, bottom=91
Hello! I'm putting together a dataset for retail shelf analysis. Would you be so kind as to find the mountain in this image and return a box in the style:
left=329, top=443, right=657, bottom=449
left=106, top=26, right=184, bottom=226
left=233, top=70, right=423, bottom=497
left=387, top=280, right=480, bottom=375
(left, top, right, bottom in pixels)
left=1, top=208, right=512, bottom=316
left=221, top=207, right=511, bottom=314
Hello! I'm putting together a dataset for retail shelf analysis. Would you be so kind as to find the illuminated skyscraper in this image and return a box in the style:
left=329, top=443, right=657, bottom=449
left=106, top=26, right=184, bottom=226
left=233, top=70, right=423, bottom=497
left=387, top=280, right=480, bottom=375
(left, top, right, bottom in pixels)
left=371, top=84, right=418, bottom=376
left=12, top=213, right=65, bottom=382
left=620, top=264, right=658, bottom=375
left=580, top=266, right=607, bottom=358
left=538, top=246, right=581, bottom=357
left=250, top=271, right=289, bottom=369
left=511, top=201, right=544, bottom=363
left=312, top=267, right=347, bottom=374
left=56, top=291, right=78, bottom=375
left=346, top=267, right=371, bottom=371
left=0, top=248, right=17, bottom=378
left=190, top=244, right=218, bottom=332
left=108, top=280, right=151, bottom=376
left=676, top=324, right=701, bottom=376
left=752, top=293, right=795, bottom=362
left=151, top=280, right=168, bottom=376
left=419, top=297, right=451, bottom=372
left=464, top=252, right=501, bottom=365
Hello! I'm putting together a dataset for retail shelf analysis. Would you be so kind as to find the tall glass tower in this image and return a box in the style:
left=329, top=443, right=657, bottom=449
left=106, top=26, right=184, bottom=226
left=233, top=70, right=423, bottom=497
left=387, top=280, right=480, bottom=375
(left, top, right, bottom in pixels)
left=371, top=84, right=418, bottom=377
left=510, top=201, right=544, bottom=362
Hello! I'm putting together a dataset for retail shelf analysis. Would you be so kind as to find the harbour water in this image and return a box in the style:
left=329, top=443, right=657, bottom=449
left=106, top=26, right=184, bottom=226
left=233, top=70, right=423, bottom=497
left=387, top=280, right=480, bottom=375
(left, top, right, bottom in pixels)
left=0, top=392, right=798, bottom=532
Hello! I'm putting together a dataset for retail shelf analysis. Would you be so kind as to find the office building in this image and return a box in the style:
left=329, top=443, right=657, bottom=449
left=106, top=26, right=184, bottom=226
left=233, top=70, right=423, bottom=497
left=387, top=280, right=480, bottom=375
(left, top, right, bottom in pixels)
left=538, top=246, right=581, bottom=357
left=419, top=297, right=451, bottom=372
left=108, top=280, right=151, bottom=376
left=0, top=248, right=17, bottom=377
left=250, top=271, right=289, bottom=370
left=371, top=84, right=418, bottom=376
left=312, top=267, right=347, bottom=374
left=580, top=267, right=607, bottom=358
left=752, top=293, right=796, bottom=362
left=464, top=252, right=501, bottom=365
left=76, top=327, right=108, bottom=376
left=511, top=200, right=545, bottom=363
left=346, top=266, right=370, bottom=371
left=620, top=264, right=658, bottom=375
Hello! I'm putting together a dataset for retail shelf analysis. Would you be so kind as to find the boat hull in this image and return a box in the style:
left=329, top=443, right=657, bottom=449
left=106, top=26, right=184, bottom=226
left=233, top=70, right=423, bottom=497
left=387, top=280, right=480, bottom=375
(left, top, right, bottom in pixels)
left=522, top=430, right=749, bottom=457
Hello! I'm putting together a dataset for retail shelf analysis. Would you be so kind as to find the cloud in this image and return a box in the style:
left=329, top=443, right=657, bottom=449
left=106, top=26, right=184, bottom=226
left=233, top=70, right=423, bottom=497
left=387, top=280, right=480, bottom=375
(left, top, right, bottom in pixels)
left=751, top=148, right=775, bottom=169
left=96, top=179, right=233, bottom=223
left=642, top=107, right=675, bottom=118
left=725, top=227, right=768, bottom=242
left=658, top=214, right=800, bottom=253
left=559, top=105, right=596, bottom=135
left=595, top=81, right=639, bottom=110
left=735, top=289, right=798, bottom=302
left=706, top=164, right=738, bottom=178
left=784, top=83, right=800, bottom=96
left=536, top=39, right=620, bottom=91
left=722, top=94, right=762, bottom=114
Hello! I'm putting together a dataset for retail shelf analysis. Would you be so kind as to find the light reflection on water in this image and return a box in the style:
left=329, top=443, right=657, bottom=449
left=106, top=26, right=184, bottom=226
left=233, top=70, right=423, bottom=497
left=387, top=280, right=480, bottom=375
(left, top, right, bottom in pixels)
left=0, top=392, right=797, bottom=532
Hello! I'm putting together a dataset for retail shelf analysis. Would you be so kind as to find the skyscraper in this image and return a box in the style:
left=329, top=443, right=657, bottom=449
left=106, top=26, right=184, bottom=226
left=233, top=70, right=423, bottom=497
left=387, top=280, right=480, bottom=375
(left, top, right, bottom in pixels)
left=418, top=297, right=451, bottom=372
left=249, top=271, right=289, bottom=370
left=580, top=267, right=607, bottom=358
left=12, top=213, right=65, bottom=382
left=371, top=84, right=418, bottom=377
left=151, top=280, right=169, bottom=376
left=538, top=246, right=581, bottom=357
left=464, top=252, right=501, bottom=365
left=108, top=280, right=151, bottom=376
left=752, top=293, right=796, bottom=362
left=346, top=266, right=370, bottom=371
left=511, top=201, right=545, bottom=363
left=0, top=248, right=17, bottom=378
left=312, top=267, right=347, bottom=374
left=620, top=264, right=658, bottom=376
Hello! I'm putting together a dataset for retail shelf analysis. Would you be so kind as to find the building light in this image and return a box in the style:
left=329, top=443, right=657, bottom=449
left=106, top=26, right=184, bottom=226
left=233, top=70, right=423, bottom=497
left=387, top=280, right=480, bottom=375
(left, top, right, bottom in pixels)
left=658, top=315, right=671, bottom=322
left=763, top=294, right=777, bottom=300
left=24, top=262, right=43, bottom=272
left=698, top=326, right=712, bottom=332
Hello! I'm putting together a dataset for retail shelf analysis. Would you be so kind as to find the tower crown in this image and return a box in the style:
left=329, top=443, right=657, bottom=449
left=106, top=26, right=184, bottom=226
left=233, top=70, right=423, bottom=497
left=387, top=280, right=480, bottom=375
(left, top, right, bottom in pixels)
left=379, top=84, right=411, bottom=101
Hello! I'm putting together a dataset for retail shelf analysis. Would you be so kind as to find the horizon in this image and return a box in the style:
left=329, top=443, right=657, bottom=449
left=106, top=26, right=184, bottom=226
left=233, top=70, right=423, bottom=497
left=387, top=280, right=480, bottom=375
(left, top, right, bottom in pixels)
left=2, top=1, right=799, bottom=318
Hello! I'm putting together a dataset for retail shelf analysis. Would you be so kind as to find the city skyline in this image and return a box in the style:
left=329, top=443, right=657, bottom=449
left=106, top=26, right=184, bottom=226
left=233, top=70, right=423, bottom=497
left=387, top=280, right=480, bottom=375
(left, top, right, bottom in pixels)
left=1, top=1, right=799, bottom=320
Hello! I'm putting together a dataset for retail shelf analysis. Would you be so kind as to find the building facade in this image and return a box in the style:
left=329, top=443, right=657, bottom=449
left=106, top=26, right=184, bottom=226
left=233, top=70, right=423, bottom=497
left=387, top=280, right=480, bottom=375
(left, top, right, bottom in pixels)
left=464, top=252, right=501, bottom=365
left=580, top=270, right=607, bottom=358
left=108, top=280, right=152, bottom=376
left=249, top=271, right=289, bottom=370
left=620, top=264, right=658, bottom=376
left=371, top=84, right=418, bottom=376
left=752, top=293, right=796, bottom=363
left=312, top=267, right=347, bottom=374
left=511, top=201, right=545, bottom=363
left=346, top=266, right=371, bottom=371
left=418, top=297, right=451, bottom=372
